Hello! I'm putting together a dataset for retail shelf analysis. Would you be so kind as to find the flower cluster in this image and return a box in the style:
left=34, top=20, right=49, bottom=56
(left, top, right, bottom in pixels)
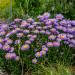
left=0, top=13, right=75, bottom=64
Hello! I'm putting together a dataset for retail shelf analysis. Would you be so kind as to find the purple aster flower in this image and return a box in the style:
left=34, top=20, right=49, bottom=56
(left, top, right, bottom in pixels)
left=15, top=28, right=23, bottom=33
left=14, top=18, right=22, bottom=22
left=28, top=25, right=35, bottom=29
left=46, top=42, right=53, bottom=47
left=31, top=35, right=37, bottom=39
left=35, top=52, right=42, bottom=57
left=50, top=28, right=57, bottom=33
left=64, top=41, right=69, bottom=44
left=40, top=50, right=46, bottom=56
left=53, top=41, right=60, bottom=47
left=23, top=30, right=30, bottom=34
left=32, top=30, right=39, bottom=34
left=60, top=20, right=67, bottom=26
left=54, top=22, right=59, bottom=27
left=32, top=58, right=37, bottom=64
left=6, top=39, right=13, bottom=45
left=37, top=15, right=44, bottom=21
left=10, top=21, right=15, bottom=25
left=6, top=32, right=12, bottom=37
left=48, top=35, right=56, bottom=40
left=0, top=38, right=3, bottom=43
left=55, top=26, right=63, bottom=30
left=5, top=53, right=16, bottom=60
left=9, top=47, right=14, bottom=52
left=1, top=24, right=8, bottom=30
left=42, top=45, right=46, bottom=48
left=69, top=44, right=75, bottom=47
left=21, top=20, right=29, bottom=28
left=43, top=26, right=48, bottom=30
left=32, top=22, right=38, bottom=25
left=36, top=26, right=42, bottom=30
left=0, top=43, right=2, bottom=49
left=55, top=14, right=64, bottom=20
left=29, top=38, right=35, bottom=42
left=21, top=44, right=30, bottom=51
left=43, top=12, right=50, bottom=19
left=66, top=20, right=71, bottom=24
left=27, top=34, right=33, bottom=38
left=56, top=38, right=62, bottom=42
left=40, top=30, right=45, bottom=34
left=45, top=30, right=50, bottom=35
left=16, top=33, right=24, bottom=38
left=50, top=18, right=58, bottom=23
left=25, top=40, right=31, bottom=44
left=0, top=30, right=6, bottom=36
left=27, top=18, right=34, bottom=23
left=15, top=56, right=20, bottom=61
left=42, top=47, right=48, bottom=52
left=47, top=25, right=52, bottom=29
left=15, top=40, right=21, bottom=44
left=67, top=24, right=72, bottom=28
left=62, top=27, right=67, bottom=32
left=67, top=34, right=73, bottom=38
left=10, top=30, right=17, bottom=34
left=58, top=34, right=67, bottom=40
left=3, top=44, right=10, bottom=51
left=45, top=20, right=52, bottom=25
left=71, top=20, right=75, bottom=26
left=70, top=39, right=75, bottom=45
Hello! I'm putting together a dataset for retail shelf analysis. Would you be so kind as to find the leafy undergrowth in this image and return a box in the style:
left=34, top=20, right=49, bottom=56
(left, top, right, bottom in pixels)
left=28, top=63, right=72, bottom=75
left=0, top=61, right=73, bottom=75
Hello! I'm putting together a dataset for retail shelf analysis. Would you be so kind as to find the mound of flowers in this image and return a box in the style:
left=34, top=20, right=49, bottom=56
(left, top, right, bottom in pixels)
left=0, top=13, right=75, bottom=64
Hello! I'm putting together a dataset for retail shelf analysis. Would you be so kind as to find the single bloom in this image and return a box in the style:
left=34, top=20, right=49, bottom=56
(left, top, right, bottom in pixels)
left=21, top=44, right=30, bottom=51
left=32, top=58, right=37, bottom=64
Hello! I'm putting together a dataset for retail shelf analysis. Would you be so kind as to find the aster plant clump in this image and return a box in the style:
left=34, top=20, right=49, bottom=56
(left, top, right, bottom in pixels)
left=0, top=12, right=75, bottom=75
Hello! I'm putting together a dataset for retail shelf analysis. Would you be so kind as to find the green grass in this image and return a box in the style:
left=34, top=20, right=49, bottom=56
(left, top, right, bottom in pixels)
left=32, top=63, right=72, bottom=75
left=0, top=0, right=75, bottom=20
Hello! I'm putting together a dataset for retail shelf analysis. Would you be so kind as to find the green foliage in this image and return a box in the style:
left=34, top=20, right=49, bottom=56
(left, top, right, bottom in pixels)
left=0, top=0, right=75, bottom=20
left=32, top=63, right=72, bottom=75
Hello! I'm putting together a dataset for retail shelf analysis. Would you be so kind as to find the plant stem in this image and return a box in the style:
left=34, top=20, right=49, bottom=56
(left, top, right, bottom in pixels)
left=21, top=60, right=24, bottom=75
left=18, top=39, right=24, bottom=75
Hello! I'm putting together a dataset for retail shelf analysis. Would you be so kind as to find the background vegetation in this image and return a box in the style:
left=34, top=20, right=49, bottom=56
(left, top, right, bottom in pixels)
left=0, top=0, right=75, bottom=20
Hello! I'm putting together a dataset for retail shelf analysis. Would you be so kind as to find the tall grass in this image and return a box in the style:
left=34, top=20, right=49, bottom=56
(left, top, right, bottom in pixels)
left=32, top=63, right=72, bottom=75
left=0, top=0, right=75, bottom=20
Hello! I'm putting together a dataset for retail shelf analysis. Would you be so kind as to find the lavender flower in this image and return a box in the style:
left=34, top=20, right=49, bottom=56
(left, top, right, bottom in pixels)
left=55, top=14, right=64, bottom=20
left=40, top=50, right=46, bottom=56
left=5, top=53, right=16, bottom=60
left=0, top=43, right=2, bottom=49
left=53, top=41, right=60, bottom=47
left=15, top=40, right=21, bottom=44
left=15, top=56, right=20, bottom=61
left=43, top=12, right=50, bottom=19
left=3, top=44, right=10, bottom=51
left=14, top=18, right=22, bottom=22
left=35, top=52, right=42, bottom=57
left=27, top=18, right=34, bottom=23
left=21, top=44, right=30, bottom=51
left=46, top=42, right=53, bottom=47
left=32, top=58, right=37, bottom=64
left=42, top=47, right=48, bottom=52
left=25, top=40, right=31, bottom=44
left=23, top=30, right=30, bottom=34
left=48, top=35, right=56, bottom=40
left=16, top=33, right=24, bottom=38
